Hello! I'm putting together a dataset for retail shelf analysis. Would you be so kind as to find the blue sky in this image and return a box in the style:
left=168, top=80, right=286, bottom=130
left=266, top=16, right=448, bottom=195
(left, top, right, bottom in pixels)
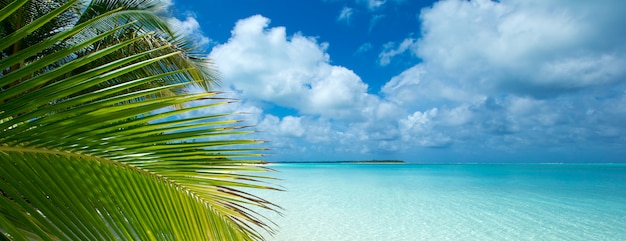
left=165, top=0, right=626, bottom=163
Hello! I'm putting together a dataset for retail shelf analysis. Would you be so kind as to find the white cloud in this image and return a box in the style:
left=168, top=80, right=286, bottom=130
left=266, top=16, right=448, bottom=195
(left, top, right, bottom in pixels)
left=337, top=6, right=355, bottom=24
left=438, top=105, right=473, bottom=127
left=259, top=115, right=305, bottom=137
left=371, top=0, right=626, bottom=158
left=206, top=15, right=417, bottom=160
left=398, top=108, right=453, bottom=148
left=538, top=54, right=625, bottom=89
left=209, top=15, right=383, bottom=121
left=167, top=15, right=211, bottom=46
left=414, top=0, right=626, bottom=96
left=400, top=108, right=438, bottom=135
left=175, top=1, right=626, bottom=162
left=381, top=65, right=480, bottom=107
left=365, top=0, right=386, bottom=10
left=378, top=38, right=417, bottom=66
left=160, top=0, right=173, bottom=7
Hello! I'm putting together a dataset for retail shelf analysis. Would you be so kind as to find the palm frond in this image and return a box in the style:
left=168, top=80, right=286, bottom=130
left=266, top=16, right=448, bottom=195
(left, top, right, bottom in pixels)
left=73, top=0, right=217, bottom=92
left=1, top=1, right=278, bottom=240
left=0, top=0, right=77, bottom=53
left=0, top=148, right=265, bottom=240
left=0, top=0, right=27, bottom=23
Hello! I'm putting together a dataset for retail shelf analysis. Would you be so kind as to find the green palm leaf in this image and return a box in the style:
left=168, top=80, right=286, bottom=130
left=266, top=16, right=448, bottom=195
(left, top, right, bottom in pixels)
left=0, top=149, right=263, bottom=240
left=1, top=1, right=279, bottom=240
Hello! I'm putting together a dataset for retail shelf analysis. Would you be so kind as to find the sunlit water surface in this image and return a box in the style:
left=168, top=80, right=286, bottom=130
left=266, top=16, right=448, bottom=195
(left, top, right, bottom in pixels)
left=251, top=163, right=626, bottom=241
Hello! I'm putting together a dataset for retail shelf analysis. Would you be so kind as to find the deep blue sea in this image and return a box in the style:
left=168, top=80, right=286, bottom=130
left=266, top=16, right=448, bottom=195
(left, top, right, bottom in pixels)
left=254, top=163, right=626, bottom=241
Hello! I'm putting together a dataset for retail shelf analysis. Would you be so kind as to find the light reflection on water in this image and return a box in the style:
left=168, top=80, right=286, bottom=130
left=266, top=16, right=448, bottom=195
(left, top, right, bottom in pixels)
left=252, top=163, right=626, bottom=241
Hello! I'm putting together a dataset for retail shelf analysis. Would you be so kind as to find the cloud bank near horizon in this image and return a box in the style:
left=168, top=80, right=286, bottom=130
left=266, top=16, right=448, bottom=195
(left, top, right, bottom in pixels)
left=173, top=0, right=626, bottom=162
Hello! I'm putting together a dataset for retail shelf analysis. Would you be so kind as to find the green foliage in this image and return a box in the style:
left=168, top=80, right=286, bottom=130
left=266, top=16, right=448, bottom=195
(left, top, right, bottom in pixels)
left=0, top=0, right=278, bottom=240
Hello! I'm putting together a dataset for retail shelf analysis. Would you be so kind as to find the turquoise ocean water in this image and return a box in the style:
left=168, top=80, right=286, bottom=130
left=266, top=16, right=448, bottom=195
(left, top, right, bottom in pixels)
left=253, top=163, right=626, bottom=241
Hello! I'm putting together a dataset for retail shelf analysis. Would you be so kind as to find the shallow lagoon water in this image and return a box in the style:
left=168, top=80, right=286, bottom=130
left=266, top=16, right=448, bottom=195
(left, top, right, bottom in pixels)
left=253, top=163, right=626, bottom=241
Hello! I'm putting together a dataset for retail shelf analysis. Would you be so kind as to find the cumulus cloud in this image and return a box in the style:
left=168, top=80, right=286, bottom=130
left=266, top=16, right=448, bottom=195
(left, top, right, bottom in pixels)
left=381, top=65, right=480, bottom=108
left=413, top=0, right=626, bottom=96
left=206, top=15, right=427, bottom=160
left=373, top=0, right=626, bottom=159
left=377, top=0, right=626, bottom=100
left=196, top=0, right=626, bottom=162
left=210, top=15, right=382, bottom=121
left=259, top=115, right=305, bottom=138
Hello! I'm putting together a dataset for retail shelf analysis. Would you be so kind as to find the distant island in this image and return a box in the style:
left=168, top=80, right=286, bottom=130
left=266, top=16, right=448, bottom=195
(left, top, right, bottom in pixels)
left=272, top=160, right=405, bottom=164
